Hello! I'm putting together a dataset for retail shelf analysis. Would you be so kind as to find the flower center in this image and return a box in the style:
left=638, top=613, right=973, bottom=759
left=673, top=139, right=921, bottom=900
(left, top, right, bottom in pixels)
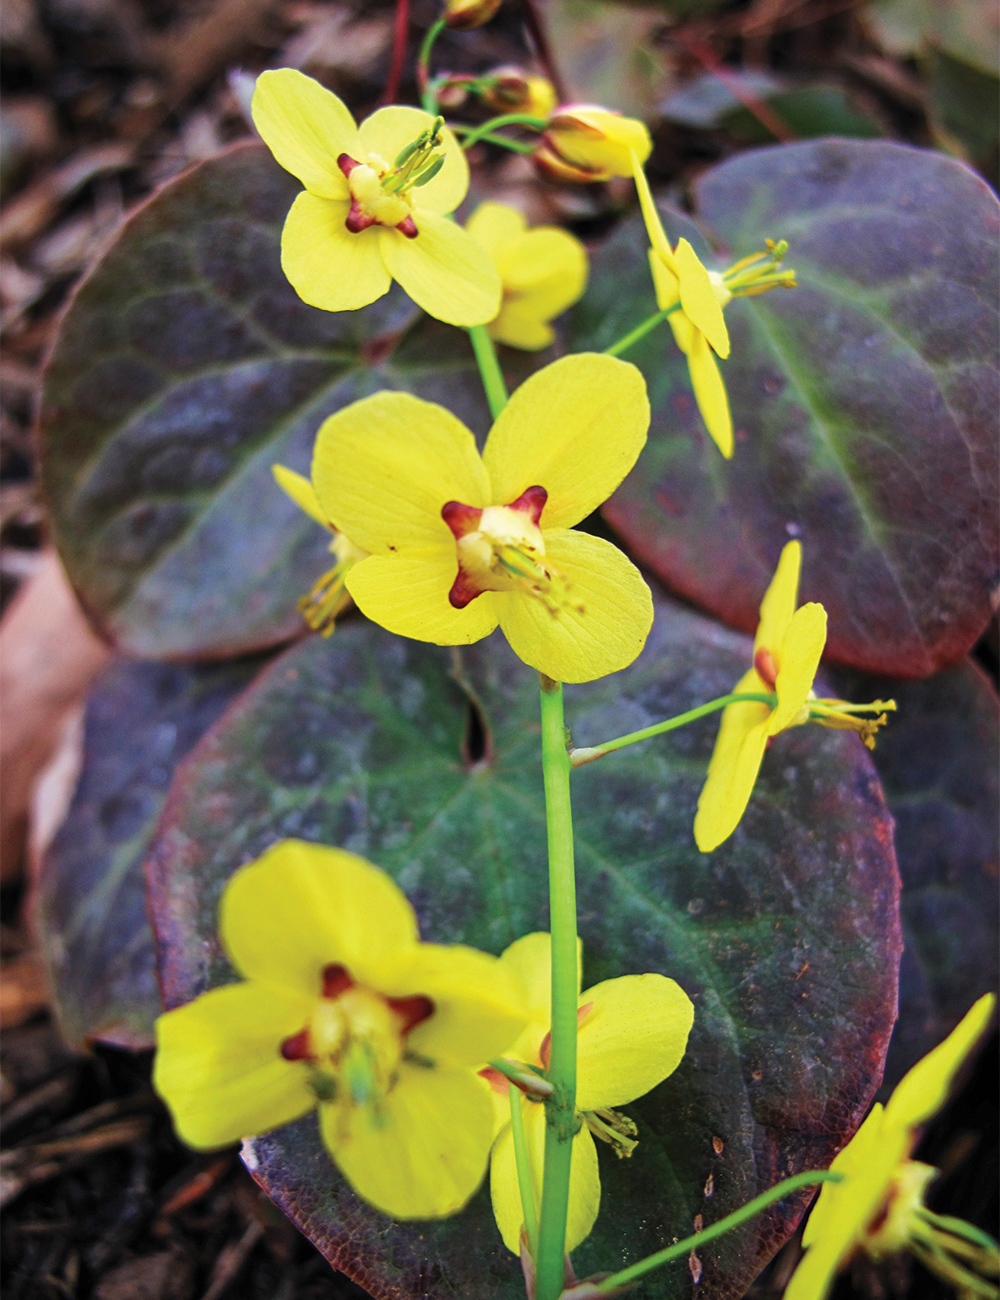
left=337, top=118, right=447, bottom=240
left=442, top=486, right=584, bottom=617
left=280, top=962, right=434, bottom=1105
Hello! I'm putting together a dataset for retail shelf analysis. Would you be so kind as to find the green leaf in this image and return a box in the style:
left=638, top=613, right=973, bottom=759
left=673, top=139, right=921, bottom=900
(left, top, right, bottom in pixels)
left=34, top=656, right=266, bottom=1050
left=147, top=599, right=900, bottom=1299
left=39, top=142, right=535, bottom=660
left=827, top=658, right=999, bottom=1091
left=868, top=0, right=999, bottom=77
left=927, top=50, right=1000, bottom=187
left=573, top=138, right=1000, bottom=678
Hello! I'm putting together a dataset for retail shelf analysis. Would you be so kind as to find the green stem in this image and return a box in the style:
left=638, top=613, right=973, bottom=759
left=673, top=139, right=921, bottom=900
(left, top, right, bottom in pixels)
left=569, top=692, right=777, bottom=767
left=450, top=125, right=536, bottom=153
left=594, top=1170, right=844, bottom=1294
left=535, top=675, right=578, bottom=1300
left=603, top=304, right=680, bottom=358
left=417, top=17, right=446, bottom=111
left=467, top=324, right=508, bottom=419
left=509, top=1087, right=540, bottom=1258
left=459, top=112, right=548, bottom=151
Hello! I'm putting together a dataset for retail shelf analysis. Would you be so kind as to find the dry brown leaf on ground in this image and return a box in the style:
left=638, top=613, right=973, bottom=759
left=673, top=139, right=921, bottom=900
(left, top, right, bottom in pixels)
left=0, top=549, right=111, bottom=883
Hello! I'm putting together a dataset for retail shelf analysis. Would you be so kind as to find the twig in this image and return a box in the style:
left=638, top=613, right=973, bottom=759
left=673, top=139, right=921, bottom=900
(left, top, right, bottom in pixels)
left=520, top=0, right=567, bottom=103
left=383, top=0, right=410, bottom=105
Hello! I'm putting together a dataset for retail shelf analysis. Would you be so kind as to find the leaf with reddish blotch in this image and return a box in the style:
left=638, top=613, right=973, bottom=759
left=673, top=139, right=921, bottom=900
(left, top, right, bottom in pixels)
left=828, top=657, right=999, bottom=1091
left=146, top=598, right=900, bottom=1300
left=572, top=138, right=999, bottom=678
left=39, top=142, right=536, bottom=661
left=33, top=655, right=267, bottom=1050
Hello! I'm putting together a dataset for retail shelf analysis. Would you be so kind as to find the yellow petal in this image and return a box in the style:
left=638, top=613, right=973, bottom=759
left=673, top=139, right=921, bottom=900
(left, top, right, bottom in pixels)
left=685, top=329, right=733, bottom=459
left=770, top=602, right=826, bottom=734
left=321, top=1061, right=494, bottom=1218
left=490, top=1097, right=600, bottom=1254
left=755, top=540, right=801, bottom=654
left=489, top=306, right=556, bottom=351
left=466, top=201, right=527, bottom=256
left=495, top=228, right=588, bottom=309
left=345, top=548, right=500, bottom=646
left=220, top=840, right=419, bottom=996
left=497, top=529, right=653, bottom=684
left=311, top=390, right=490, bottom=554
left=358, top=106, right=469, bottom=216
left=281, top=192, right=390, bottom=312
left=251, top=69, right=357, bottom=199
left=547, top=106, right=651, bottom=178
left=789, top=1105, right=906, bottom=1300
left=272, top=463, right=328, bottom=527
left=693, top=667, right=771, bottom=853
left=153, top=982, right=315, bottom=1149
left=384, top=942, right=528, bottom=1066
left=575, top=974, right=694, bottom=1112
left=674, top=238, right=730, bottom=359
left=498, top=932, right=583, bottom=1020
left=483, top=354, right=649, bottom=530
left=886, top=993, right=995, bottom=1131
left=648, top=249, right=680, bottom=311
left=631, top=155, right=677, bottom=272
left=379, top=213, right=501, bottom=327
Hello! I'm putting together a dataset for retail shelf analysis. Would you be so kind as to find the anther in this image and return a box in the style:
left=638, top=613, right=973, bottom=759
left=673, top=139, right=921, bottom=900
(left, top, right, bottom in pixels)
left=754, top=648, right=778, bottom=689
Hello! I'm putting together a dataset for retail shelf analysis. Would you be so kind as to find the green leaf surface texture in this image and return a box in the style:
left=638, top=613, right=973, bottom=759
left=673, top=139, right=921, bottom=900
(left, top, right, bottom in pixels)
left=146, top=598, right=901, bottom=1299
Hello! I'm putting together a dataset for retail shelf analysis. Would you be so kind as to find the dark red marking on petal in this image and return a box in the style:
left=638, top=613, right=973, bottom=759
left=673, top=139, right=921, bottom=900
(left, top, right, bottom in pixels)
left=387, top=994, right=434, bottom=1035
left=345, top=201, right=377, bottom=234
left=539, top=1030, right=551, bottom=1071
left=478, top=1066, right=511, bottom=1096
left=442, top=500, right=483, bottom=540
left=322, top=963, right=354, bottom=998
left=753, top=647, right=778, bottom=690
left=448, top=568, right=485, bottom=610
left=337, top=153, right=361, bottom=178
left=396, top=215, right=419, bottom=238
left=280, top=1028, right=312, bottom=1061
left=509, top=485, right=547, bottom=526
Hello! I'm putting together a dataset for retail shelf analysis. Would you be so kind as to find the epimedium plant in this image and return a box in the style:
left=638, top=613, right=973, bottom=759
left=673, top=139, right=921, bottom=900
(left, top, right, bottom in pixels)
left=32, top=4, right=1000, bottom=1300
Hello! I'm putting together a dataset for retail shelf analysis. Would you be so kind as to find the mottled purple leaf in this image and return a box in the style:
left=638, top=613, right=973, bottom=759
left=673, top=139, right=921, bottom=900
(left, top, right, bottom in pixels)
left=572, top=139, right=999, bottom=677
left=146, top=599, right=900, bottom=1299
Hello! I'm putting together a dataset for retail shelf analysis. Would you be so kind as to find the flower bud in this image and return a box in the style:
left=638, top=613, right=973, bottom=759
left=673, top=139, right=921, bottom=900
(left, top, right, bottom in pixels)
left=481, top=66, right=557, bottom=119
left=539, top=104, right=652, bottom=181
left=443, top=0, right=502, bottom=29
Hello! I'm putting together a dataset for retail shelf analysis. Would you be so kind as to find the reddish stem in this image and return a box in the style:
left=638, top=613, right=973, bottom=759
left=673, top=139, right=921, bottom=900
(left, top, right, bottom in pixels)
left=520, top=0, right=568, bottom=104
left=680, top=36, right=797, bottom=142
left=384, top=0, right=411, bottom=105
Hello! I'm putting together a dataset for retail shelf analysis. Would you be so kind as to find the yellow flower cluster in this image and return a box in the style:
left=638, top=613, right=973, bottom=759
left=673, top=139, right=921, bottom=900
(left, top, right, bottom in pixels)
left=154, top=845, right=695, bottom=1241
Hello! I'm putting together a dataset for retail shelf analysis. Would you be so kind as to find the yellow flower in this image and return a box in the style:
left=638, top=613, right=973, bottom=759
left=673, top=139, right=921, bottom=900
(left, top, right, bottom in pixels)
left=272, top=464, right=367, bottom=635
left=309, top=353, right=654, bottom=683
left=481, top=67, right=557, bottom=120
left=444, top=0, right=502, bottom=28
left=785, top=994, right=998, bottom=1300
left=534, top=104, right=652, bottom=182
left=153, top=840, right=528, bottom=1220
left=694, top=541, right=895, bottom=853
left=631, top=163, right=796, bottom=459
left=251, top=69, right=501, bottom=327
left=631, top=160, right=735, bottom=456
left=466, top=202, right=587, bottom=350
left=481, top=933, right=694, bottom=1254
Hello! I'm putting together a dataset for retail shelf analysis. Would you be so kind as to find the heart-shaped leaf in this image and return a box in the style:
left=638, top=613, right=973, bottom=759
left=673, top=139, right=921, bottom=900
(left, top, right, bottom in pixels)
left=146, top=599, right=900, bottom=1299
left=39, top=141, right=534, bottom=660
left=827, top=658, right=1000, bottom=1091
left=572, top=138, right=1000, bottom=678
left=33, top=655, right=267, bottom=1050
